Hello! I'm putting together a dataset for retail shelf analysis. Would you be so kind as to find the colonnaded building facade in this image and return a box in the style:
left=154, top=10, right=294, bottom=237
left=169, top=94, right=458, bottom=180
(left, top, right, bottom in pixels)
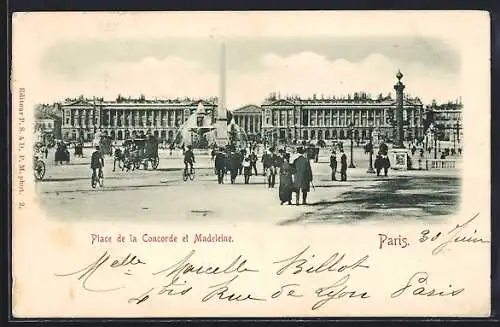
left=60, top=93, right=425, bottom=145
left=427, top=101, right=463, bottom=142
left=260, top=93, right=425, bottom=144
left=60, top=97, right=217, bottom=142
left=231, top=104, right=263, bottom=141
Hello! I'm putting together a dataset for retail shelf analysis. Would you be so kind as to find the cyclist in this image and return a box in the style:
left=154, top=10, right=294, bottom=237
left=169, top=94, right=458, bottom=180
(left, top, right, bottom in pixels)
left=91, top=145, right=105, bottom=182
left=183, top=145, right=195, bottom=176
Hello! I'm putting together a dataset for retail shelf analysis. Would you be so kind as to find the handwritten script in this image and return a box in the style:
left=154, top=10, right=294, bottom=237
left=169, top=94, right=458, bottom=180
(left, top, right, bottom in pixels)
left=418, top=213, right=490, bottom=255
left=54, top=245, right=469, bottom=311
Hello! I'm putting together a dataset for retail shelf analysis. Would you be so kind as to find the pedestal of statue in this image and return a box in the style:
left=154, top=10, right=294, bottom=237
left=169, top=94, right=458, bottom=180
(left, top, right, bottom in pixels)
left=214, top=120, right=229, bottom=147
left=391, top=148, right=409, bottom=170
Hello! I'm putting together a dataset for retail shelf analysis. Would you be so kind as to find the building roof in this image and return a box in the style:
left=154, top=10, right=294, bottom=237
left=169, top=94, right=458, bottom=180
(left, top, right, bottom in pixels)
left=232, top=104, right=262, bottom=114
left=262, top=97, right=422, bottom=107
left=62, top=98, right=217, bottom=107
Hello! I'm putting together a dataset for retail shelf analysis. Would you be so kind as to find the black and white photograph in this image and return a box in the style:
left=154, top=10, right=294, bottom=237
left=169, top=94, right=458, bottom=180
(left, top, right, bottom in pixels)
left=31, top=22, right=464, bottom=224
left=12, top=11, right=490, bottom=318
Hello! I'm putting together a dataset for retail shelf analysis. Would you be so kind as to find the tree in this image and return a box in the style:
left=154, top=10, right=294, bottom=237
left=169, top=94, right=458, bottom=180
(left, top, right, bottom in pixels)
left=423, top=110, right=434, bottom=132
left=435, top=124, right=446, bottom=140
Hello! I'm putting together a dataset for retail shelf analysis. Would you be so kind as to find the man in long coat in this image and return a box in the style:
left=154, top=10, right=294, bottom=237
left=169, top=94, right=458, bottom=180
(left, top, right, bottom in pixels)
left=292, top=147, right=313, bottom=205
left=329, top=150, right=337, bottom=181
left=214, top=148, right=227, bottom=184
left=340, top=150, right=348, bottom=181
left=228, top=149, right=241, bottom=184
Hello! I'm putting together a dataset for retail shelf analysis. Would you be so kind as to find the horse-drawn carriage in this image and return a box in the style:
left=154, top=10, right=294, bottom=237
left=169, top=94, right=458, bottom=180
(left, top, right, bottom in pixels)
left=120, top=136, right=159, bottom=170
left=55, top=141, right=70, bottom=164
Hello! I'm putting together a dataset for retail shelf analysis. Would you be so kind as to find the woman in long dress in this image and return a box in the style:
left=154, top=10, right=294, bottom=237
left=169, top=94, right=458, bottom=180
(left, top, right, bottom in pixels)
left=279, top=153, right=294, bottom=205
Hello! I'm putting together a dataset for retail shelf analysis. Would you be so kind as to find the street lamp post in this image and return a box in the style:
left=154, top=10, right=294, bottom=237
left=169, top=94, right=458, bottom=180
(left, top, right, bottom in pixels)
left=348, top=121, right=355, bottom=168
left=434, top=127, right=438, bottom=159
left=367, top=116, right=375, bottom=173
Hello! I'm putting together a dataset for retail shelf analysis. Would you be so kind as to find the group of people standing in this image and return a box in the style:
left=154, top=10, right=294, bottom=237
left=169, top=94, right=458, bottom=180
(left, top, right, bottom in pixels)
left=211, top=145, right=314, bottom=205
left=329, top=150, right=348, bottom=181
left=212, top=147, right=259, bottom=185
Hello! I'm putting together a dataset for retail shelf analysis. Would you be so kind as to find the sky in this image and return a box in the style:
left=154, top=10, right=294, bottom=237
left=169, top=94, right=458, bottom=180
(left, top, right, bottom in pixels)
left=17, top=13, right=466, bottom=109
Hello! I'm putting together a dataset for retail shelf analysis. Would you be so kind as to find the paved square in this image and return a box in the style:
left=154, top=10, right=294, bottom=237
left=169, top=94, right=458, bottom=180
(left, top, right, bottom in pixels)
left=35, top=147, right=461, bottom=225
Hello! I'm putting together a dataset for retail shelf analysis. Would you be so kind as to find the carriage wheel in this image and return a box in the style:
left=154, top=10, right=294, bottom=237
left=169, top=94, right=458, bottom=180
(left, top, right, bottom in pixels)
left=34, top=160, right=45, bottom=181
left=134, top=160, right=141, bottom=170
left=151, top=156, right=159, bottom=169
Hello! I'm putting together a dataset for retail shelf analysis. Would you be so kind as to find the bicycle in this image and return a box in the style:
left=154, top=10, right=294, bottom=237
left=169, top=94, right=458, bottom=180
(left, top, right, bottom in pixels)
left=91, top=169, right=104, bottom=188
left=33, top=156, right=46, bottom=181
left=182, top=166, right=195, bottom=181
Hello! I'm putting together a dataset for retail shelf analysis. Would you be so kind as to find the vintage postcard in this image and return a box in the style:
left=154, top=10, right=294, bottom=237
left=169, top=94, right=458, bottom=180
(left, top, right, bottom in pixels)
left=11, top=11, right=491, bottom=317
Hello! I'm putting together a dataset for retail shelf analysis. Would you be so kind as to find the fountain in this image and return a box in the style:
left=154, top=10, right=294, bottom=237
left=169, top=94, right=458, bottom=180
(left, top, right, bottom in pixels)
left=172, top=102, right=216, bottom=148
left=172, top=104, right=248, bottom=149
left=227, top=118, right=248, bottom=148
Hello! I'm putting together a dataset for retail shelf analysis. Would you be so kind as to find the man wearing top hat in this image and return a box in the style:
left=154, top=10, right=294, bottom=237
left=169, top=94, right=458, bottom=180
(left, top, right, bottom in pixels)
left=292, top=147, right=313, bottom=205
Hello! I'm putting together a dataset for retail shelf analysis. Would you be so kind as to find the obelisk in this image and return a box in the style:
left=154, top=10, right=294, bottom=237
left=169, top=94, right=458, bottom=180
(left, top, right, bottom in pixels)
left=214, top=42, right=229, bottom=146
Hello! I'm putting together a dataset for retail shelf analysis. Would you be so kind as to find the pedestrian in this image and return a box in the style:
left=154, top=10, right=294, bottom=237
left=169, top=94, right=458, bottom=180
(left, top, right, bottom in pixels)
left=382, top=155, right=391, bottom=176
left=211, top=148, right=216, bottom=161
left=250, top=151, right=258, bottom=175
left=420, top=148, right=424, bottom=158
left=44, top=146, right=48, bottom=159
left=329, top=150, right=337, bottom=181
left=292, top=147, right=313, bottom=205
left=374, top=154, right=383, bottom=177
left=279, top=153, right=294, bottom=205
left=238, top=149, right=245, bottom=175
left=228, top=148, right=240, bottom=184
left=267, top=148, right=278, bottom=188
left=214, top=148, right=227, bottom=184
left=262, top=149, right=272, bottom=177
left=243, top=156, right=252, bottom=184
left=340, top=150, right=348, bottom=181
left=112, top=146, right=122, bottom=172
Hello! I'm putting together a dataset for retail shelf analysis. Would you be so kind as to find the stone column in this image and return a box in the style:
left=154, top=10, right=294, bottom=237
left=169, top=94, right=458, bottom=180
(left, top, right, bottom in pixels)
left=394, top=70, right=405, bottom=148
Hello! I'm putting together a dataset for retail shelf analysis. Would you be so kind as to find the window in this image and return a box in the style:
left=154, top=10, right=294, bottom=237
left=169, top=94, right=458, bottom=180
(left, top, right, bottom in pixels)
left=325, top=111, right=331, bottom=126
left=318, top=110, right=324, bottom=126
left=310, top=111, right=316, bottom=126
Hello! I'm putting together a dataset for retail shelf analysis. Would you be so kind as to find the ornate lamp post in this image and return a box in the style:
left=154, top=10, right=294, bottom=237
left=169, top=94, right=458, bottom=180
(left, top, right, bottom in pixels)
left=367, top=115, right=375, bottom=173
left=348, top=121, right=356, bottom=168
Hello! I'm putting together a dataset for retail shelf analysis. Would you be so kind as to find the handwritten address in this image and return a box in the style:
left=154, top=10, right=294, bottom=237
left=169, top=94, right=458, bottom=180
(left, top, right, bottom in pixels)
left=55, top=245, right=466, bottom=311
